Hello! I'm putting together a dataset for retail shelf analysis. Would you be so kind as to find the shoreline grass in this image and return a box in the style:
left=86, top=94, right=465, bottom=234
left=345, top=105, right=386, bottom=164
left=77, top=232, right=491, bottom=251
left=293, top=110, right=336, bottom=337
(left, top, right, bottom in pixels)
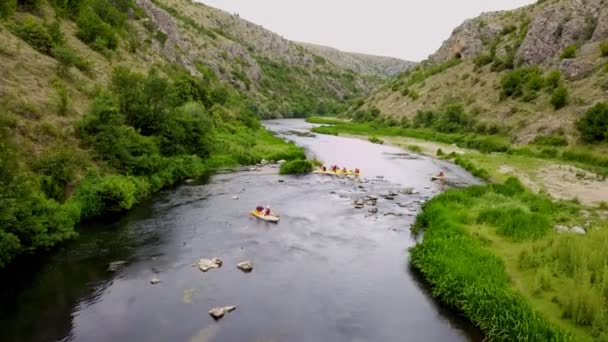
left=411, top=178, right=607, bottom=341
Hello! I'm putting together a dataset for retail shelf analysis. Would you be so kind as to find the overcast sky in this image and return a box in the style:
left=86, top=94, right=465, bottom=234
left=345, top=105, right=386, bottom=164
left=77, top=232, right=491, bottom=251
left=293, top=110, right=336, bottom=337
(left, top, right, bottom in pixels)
left=197, top=0, right=536, bottom=61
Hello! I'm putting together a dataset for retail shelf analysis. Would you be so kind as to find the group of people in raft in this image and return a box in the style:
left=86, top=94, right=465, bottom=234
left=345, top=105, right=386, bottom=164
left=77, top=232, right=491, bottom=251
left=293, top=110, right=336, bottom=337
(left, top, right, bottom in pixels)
left=320, top=165, right=360, bottom=176
left=254, top=205, right=273, bottom=216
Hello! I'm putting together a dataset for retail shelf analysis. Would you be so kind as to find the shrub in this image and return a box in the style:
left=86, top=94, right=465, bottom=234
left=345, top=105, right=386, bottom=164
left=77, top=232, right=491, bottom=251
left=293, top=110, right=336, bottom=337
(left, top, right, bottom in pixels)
left=279, top=159, right=313, bottom=175
left=576, top=102, right=608, bottom=142
left=32, top=149, right=80, bottom=201
left=52, top=45, right=92, bottom=74
left=500, top=67, right=545, bottom=99
left=532, top=134, right=568, bottom=147
left=52, top=80, right=70, bottom=115
left=561, top=45, right=577, bottom=59
left=0, top=0, right=16, bottom=18
left=76, top=7, right=119, bottom=51
left=550, top=86, right=569, bottom=110
left=408, top=144, right=422, bottom=153
left=545, top=70, right=561, bottom=90
left=601, top=40, right=608, bottom=57
left=368, top=136, right=384, bottom=144
left=10, top=15, right=54, bottom=54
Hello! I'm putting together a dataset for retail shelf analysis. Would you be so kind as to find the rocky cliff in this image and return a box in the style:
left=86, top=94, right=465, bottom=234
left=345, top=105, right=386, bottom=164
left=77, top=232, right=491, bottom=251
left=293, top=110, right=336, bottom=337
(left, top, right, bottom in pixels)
left=362, top=0, right=608, bottom=142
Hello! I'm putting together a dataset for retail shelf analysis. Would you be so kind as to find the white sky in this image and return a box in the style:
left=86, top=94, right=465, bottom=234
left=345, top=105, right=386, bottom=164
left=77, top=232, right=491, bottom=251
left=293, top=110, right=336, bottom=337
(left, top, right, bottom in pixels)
left=197, top=0, right=536, bottom=61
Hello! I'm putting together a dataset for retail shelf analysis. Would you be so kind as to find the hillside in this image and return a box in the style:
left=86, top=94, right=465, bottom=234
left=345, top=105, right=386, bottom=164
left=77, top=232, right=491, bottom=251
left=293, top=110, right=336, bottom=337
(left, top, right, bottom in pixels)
left=0, top=0, right=388, bottom=267
left=297, top=42, right=415, bottom=78
left=357, top=0, right=608, bottom=143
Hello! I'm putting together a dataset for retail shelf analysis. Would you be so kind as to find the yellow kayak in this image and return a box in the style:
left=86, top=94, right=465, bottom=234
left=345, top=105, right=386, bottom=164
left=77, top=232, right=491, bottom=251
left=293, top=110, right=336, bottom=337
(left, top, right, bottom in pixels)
left=250, top=210, right=280, bottom=223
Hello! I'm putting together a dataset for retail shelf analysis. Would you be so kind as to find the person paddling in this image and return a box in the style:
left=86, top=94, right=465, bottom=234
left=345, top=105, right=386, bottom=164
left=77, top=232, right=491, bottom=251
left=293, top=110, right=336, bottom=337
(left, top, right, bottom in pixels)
left=264, top=206, right=271, bottom=216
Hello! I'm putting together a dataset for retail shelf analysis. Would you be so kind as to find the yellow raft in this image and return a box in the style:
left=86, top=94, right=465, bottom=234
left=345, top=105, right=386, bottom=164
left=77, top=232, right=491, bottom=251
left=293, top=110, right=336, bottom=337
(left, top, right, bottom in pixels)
left=250, top=210, right=280, bottom=223
left=314, top=170, right=359, bottom=177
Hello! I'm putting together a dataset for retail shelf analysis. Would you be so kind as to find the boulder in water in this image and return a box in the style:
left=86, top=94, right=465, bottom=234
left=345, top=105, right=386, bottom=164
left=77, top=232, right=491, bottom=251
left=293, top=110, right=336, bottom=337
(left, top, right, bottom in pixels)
left=198, top=258, right=223, bottom=272
left=107, top=261, right=127, bottom=272
left=368, top=207, right=378, bottom=214
left=237, top=261, right=254, bottom=273
left=208, top=306, right=236, bottom=320
left=231, top=195, right=239, bottom=200
left=150, top=277, right=161, bottom=284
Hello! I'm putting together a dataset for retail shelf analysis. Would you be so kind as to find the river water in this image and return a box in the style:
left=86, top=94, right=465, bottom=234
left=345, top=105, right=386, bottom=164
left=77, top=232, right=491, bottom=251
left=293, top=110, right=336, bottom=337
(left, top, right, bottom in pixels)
left=0, top=119, right=482, bottom=342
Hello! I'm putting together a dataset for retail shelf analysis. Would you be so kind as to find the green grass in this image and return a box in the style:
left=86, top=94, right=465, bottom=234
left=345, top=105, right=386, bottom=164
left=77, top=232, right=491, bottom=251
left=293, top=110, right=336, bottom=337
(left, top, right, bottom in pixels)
left=306, top=116, right=349, bottom=125
left=410, top=177, right=604, bottom=341
left=279, top=159, right=313, bottom=175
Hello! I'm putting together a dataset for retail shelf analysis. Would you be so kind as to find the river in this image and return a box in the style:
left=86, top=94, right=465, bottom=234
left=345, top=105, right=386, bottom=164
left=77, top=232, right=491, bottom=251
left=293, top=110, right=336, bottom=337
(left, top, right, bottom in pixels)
left=0, top=119, right=482, bottom=342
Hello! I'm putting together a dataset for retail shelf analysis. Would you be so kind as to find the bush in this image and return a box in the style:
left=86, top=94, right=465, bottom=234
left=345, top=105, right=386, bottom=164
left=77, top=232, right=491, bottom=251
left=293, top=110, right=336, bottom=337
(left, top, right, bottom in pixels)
left=532, top=134, right=568, bottom=147
left=0, top=0, right=16, bottom=18
left=550, top=86, right=569, bottom=110
left=561, top=45, right=577, bottom=59
left=76, top=7, right=119, bottom=51
left=32, top=149, right=80, bottom=201
left=368, top=136, right=384, bottom=144
left=576, top=102, right=608, bottom=142
left=545, top=70, right=561, bottom=90
left=10, top=15, right=54, bottom=54
left=279, top=159, right=313, bottom=175
left=500, top=67, right=545, bottom=99
left=601, top=40, right=608, bottom=57
left=52, top=45, right=91, bottom=74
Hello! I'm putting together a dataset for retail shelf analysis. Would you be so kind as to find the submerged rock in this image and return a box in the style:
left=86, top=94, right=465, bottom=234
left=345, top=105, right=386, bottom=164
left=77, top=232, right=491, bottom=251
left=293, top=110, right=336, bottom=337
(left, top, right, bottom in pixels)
left=237, top=261, right=254, bottom=273
left=400, top=188, right=413, bottom=195
left=107, top=261, right=127, bottom=272
left=368, top=207, right=378, bottom=214
left=198, top=258, right=223, bottom=272
left=231, top=195, right=240, bottom=200
left=208, top=306, right=236, bottom=320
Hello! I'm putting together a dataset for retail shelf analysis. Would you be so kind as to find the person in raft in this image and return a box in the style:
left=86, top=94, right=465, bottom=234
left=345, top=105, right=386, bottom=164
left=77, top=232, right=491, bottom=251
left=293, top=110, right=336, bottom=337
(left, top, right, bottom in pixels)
left=264, top=206, right=271, bottom=216
left=331, top=165, right=338, bottom=172
left=322, top=165, right=327, bottom=172
left=438, top=171, right=445, bottom=177
left=342, top=167, right=347, bottom=173
left=256, top=205, right=264, bottom=213
left=354, top=168, right=360, bottom=175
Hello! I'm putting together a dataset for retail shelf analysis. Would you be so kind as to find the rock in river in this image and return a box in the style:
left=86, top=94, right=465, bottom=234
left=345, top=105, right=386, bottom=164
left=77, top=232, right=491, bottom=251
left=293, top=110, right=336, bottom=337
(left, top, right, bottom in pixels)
left=107, top=261, right=127, bottom=272
left=368, top=207, right=378, bottom=214
left=237, top=261, right=254, bottom=273
left=209, top=306, right=236, bottom=320
left=198, top=258, right=223, bottom=272
left=150, top=277, right=161, bottom=284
